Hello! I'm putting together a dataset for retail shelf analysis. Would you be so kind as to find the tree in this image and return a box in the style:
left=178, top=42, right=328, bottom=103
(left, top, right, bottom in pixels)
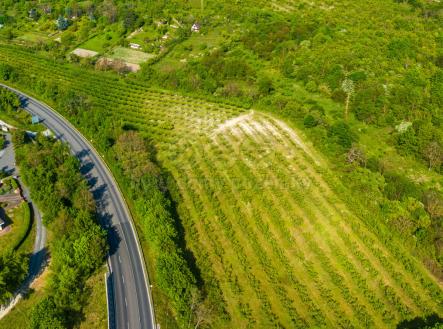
left=0, top=88, right=20, bottom=112
left=257, top=75, right=274, bottom=96
left=189, top=290, right=213, bottom=329
left=0, top=63, right=16, bottom=81
left=0, top=252, right=28, bottom=304
left=423, top=190, right=443, bottom=220
left=341, top=78, right=355, bottom=121
left=328, top=121, right=357, bottom=150
left=28, top=8, right=39, bottom=21
left=303, top=114, right=318, bottom=128
left=100, top=0, right=118, bottom=23
left=56, top=16, right=69, bottom=31
left=423, top=141, right=442, bottom=170
left=30, top=297, right=66, bottom=329
left=114, top=131, right=159, bottom=180
left=346, top=144, right=366, bottom=166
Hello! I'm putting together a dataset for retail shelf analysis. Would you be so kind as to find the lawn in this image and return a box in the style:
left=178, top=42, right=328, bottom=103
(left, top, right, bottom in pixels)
left=108, top=46, right=155, bottom=64
left=0, top=265, right=107, bottom=329
left=79, top=31, right=119, bottom=53
left=0, top=202, right=31, bottom=257
left=78, top=266, right=108, bottom=329
left=0, top=110, right=45, bottom=132
left=0, top=269, right=48, bottom=329
left=128, top=29, right=160, bottom=46
left=154, top=27, right=225, bottom=68
left=15, top=31, right=49, bottom=44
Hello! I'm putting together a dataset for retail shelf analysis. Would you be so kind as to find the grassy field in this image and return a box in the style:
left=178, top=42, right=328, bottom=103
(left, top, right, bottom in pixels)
left=109, top=46, right=154, bottom=64
left=78, top=266, right=108, bottom=329
left=0, top=268, right=48, bottom=329
left=15, top=32, right=49, bottom=44
left=0, top=45, right=441, bottom=328
left=0, top=202, right=31, bottom=256
left=79, top=31, right=119, bottom=53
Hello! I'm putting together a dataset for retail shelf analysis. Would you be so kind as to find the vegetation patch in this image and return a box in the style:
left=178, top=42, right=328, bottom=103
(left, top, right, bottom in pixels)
left=108, top=46, right=154, bottom=64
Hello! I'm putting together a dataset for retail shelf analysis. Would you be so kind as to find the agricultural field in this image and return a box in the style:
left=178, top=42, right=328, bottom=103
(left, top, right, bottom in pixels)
left=0, top=45, right=441, bottom=328
left=166, top=112, right=442, bottom=327
left=15, top=31, right=50, bottom=44
left=108, top=46, right=154, bottom=64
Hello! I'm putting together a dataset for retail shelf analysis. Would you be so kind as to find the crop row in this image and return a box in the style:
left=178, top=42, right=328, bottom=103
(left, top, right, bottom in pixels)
left=220, top=129, right=383, bottom=326
left=260, top=116, right=443, bottom=312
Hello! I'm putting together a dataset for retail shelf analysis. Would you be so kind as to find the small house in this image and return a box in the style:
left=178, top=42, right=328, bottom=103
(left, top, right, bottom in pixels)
left=191, top=23, right=201, bottom=32
left=129, top=43, right=142, bottom=50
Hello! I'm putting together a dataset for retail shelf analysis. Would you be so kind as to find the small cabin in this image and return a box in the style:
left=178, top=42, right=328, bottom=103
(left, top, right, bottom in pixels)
left=129, top=43, right=142, bottom=50
left=191, top=23, right=201, bottom=32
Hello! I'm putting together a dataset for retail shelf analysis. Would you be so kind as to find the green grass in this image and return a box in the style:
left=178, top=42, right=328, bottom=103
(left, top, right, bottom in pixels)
left=128, top=29, right=161, bottom=46
left=79, top=31, right=119, bottom=53
left=108, top=46, right=154, bottom=64
left=15, top=32, right=49, bottom=44
left=78, top=266, right=108, bottom=329
left=0, top=45, right=441, bottom=328
left=0, top=283, right=47, bottom=329
left=0, top=110, right=45, bottom=132
left=154, top=28, right=226, bottom=69
left=0, top=202, right=32, bottom=256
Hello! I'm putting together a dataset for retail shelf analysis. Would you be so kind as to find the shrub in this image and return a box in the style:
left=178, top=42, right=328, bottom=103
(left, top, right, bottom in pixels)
left=303, top=114, right=318, bottom=128
left=327, top=121, right=357, bottom=150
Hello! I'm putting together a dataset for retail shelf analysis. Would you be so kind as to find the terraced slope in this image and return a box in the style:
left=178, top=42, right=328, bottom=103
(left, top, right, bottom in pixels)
left=0, top=45, right=442, bottom=328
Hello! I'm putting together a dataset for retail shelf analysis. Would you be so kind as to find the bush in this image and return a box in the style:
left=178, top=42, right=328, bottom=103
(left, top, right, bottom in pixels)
left=327, top=121, right=357, bottom=150
left=303, top=114, right=318, bottom=128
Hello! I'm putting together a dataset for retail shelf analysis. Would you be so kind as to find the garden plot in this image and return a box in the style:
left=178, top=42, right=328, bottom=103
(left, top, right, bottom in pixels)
left=72, top=48, right=98, bottom=58
left=108, top=46, right=155, bottom=65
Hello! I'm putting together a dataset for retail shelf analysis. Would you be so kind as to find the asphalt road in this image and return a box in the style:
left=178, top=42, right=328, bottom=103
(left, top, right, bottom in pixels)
left=1, top=84, right=155, bottom=329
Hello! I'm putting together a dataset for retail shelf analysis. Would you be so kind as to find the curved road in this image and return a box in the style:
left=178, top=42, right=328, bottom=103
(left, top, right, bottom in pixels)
left=1, top=84, right=155, bottom=329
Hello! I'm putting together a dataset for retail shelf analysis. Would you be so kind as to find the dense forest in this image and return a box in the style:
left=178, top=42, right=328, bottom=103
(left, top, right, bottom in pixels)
left=16, top=130, right=107, bottom=328
left=0, top=0, right=442, bottom=328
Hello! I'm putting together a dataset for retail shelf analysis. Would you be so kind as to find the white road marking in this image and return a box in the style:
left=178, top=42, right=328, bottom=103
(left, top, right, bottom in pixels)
left=124, top=297, right=128, bottom=307
left=118, top=255, right=122, bottom=263
left=122, top=275, right=125, bottom=285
